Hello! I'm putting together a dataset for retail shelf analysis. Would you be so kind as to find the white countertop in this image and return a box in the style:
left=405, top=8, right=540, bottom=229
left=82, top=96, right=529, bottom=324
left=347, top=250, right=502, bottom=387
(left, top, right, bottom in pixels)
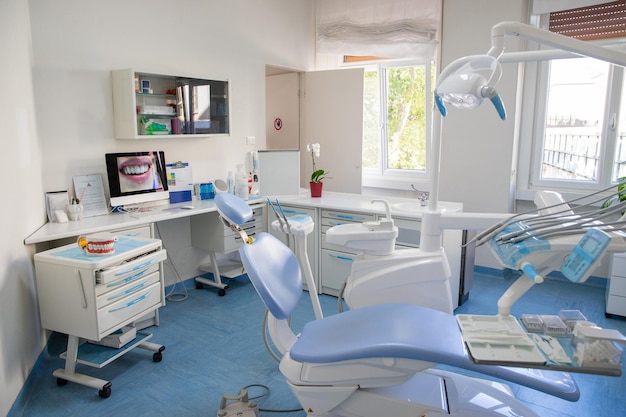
left=274, top=191, right=463, bottom=217
left=24, top=191, right=463, bottom=245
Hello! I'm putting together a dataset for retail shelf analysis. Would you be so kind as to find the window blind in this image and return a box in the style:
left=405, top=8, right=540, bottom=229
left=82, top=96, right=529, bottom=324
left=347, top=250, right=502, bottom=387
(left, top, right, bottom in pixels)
left=549, top=0, right=626, bottom=40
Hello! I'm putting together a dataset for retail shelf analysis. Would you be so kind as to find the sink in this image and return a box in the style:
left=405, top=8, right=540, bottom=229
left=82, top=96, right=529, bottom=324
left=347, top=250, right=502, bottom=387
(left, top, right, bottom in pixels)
left=391, top=202, right=447, bottom=213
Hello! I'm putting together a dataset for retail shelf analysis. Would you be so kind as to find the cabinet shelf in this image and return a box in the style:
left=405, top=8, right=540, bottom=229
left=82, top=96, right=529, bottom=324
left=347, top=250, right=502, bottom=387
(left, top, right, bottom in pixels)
left=112, top=69, right=230, bottom=139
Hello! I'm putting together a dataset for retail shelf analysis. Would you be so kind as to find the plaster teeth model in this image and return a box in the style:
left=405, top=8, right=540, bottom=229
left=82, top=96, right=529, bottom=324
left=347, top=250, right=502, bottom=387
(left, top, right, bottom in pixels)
left=77, top=233, right=118, bottom=256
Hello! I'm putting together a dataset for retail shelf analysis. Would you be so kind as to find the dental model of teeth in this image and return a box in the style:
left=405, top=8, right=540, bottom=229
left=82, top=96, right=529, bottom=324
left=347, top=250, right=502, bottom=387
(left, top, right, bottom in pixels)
left=77, top=233, right=118, bottom=256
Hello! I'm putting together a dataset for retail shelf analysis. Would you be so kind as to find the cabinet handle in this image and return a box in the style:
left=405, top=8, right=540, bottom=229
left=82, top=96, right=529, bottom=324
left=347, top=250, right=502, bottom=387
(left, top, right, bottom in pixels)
left=114, top=257, right=157, bottom=276
left=76, top=269, right=88, bottom=309
left=106, top=270, right=148, bottom=288
left=331, top=214, right=366, bottom=221
left=329, top=253, right=354, bottom=262
left=107, top=283, right=147, bottom=301
left=108, top=290, right=152, bottom=312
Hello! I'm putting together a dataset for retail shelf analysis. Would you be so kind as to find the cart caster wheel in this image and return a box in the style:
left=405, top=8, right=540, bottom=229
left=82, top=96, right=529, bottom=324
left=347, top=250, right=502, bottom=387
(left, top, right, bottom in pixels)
left=218, top=288, right=226, bottom=296
left=99, top=383, right=112, bottom=399
left=195, top=282, right=204, bottom=289
left=605, top=312, right=613, bottom=318
left=56, top=378, right=68, bottom=386
left=153, top=351, right=163, bottom=362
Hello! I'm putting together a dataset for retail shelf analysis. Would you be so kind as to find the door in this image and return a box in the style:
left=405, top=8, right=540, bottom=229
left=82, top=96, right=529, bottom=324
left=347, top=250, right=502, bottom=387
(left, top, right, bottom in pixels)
left=303, top=68, right=364, bottom=193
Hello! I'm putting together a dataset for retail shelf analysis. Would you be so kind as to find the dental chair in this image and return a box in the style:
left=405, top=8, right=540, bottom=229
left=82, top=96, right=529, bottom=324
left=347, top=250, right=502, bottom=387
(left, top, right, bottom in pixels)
left=215, top=193, right=580, bottom=417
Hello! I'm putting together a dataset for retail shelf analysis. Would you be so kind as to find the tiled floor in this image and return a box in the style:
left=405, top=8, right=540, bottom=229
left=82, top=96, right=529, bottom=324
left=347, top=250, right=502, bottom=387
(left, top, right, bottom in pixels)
left=7, top=269, right=626, bottom=417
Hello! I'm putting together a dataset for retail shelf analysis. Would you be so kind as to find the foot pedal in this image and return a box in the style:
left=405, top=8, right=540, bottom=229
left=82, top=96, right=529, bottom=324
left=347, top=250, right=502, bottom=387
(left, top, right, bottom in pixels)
left=217, top=389, right=259, bottom=417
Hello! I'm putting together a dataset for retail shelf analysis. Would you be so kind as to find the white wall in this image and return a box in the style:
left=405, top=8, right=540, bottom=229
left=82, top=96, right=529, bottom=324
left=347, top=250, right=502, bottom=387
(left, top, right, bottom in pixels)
left=5, top=1, right=314, bottom=414
left=0, top=1, right=46, bottom=415
left=440, top=0, right=530, bottom=269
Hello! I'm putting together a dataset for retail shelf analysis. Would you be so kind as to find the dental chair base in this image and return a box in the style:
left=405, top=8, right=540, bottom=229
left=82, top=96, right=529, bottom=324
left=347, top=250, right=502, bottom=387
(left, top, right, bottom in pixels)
left=284, top=369, right=533, bottom=417
left=344, top=248, right=454, bottom=314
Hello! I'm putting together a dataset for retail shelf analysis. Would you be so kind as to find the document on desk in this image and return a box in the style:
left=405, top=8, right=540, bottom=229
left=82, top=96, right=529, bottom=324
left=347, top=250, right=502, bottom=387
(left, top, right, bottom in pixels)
left=73, top=175, right=109, bottom=217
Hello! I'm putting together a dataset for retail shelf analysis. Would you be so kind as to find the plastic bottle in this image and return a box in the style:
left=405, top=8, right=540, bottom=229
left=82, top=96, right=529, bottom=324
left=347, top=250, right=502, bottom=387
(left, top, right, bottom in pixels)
left=227, top=171, right=234, bottom=194
left=234, top=164, right=249, bottom=200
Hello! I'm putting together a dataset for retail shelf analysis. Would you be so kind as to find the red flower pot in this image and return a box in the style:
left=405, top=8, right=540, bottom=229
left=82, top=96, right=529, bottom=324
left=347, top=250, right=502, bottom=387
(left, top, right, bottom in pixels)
left=310, top=182, right=323, bottom=198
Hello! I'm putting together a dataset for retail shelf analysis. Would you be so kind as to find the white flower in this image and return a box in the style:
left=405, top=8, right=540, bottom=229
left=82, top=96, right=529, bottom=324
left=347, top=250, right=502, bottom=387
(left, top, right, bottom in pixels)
left=307, top=143, right=321, bottom=158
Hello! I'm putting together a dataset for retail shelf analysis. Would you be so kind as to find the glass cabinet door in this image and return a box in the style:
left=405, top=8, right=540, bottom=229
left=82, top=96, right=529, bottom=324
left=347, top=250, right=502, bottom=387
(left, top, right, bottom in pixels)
left=111, top=69, right=229, bottom=139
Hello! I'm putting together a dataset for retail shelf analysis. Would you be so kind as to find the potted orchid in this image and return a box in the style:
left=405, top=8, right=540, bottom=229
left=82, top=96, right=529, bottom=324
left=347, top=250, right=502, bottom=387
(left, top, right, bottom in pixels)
left=307, top=143, right=329, bottom=197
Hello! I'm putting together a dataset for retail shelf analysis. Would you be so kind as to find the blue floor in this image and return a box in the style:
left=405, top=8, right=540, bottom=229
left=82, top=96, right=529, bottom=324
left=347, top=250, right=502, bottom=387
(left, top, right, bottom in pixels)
left=8, top=269, right=626, bottom=417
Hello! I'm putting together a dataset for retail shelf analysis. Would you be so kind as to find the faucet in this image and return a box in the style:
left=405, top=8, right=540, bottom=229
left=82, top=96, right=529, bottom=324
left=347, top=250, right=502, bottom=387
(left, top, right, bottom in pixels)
left=410, top=184, right=429, bottom=206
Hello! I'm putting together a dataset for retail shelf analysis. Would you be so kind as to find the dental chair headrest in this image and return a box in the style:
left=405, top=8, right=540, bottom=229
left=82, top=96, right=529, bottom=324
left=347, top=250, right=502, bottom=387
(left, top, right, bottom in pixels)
left=215, top=193, right=254, bottom=226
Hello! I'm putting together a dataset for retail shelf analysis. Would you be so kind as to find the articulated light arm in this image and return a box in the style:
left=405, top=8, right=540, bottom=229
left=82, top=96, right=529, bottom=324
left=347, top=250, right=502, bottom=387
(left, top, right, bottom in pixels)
left=488, top=21, right=626, bottom=66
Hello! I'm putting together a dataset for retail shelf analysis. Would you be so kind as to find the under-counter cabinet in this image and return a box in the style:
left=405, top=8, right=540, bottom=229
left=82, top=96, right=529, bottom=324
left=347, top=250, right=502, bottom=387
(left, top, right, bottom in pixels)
left=111, top=69, right=229, bottom=139
left=34, top=236, right=167, bottom=398
left=191, top=202, right=265, bottom=295
left=606, top=252, right=626, bottom=318
left=321, top=210, right=376, bottom=296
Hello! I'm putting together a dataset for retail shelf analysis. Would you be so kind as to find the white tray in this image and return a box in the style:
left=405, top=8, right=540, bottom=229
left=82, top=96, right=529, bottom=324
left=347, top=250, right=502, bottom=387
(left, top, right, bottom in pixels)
left=457, top=314, right=547, bottom=365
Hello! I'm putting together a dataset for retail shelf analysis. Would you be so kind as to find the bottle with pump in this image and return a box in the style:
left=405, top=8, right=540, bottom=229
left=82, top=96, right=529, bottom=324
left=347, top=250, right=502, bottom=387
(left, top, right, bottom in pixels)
left=234, top=164, right=249, bottom=200
left=227, top=171, right=234, bottom=194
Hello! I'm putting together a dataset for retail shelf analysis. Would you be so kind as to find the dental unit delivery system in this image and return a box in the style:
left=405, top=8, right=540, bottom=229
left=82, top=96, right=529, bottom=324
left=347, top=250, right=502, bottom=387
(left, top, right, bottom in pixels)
left=215, top=192, right=584, bottom=417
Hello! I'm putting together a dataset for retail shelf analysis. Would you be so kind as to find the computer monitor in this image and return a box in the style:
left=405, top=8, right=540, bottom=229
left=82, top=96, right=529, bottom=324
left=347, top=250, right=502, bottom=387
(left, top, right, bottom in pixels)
left=105, top=151, right=169, bottom=208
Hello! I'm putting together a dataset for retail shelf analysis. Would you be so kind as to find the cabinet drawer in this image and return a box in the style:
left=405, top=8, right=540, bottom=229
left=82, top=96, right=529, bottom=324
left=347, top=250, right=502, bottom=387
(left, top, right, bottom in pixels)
left=606, top=294, right=626, bottom=316
left=96, top=263, right=160, bottom=297
left=608, top=275, right=626, bottom=296
left=223, top=223, right=261, bottom=253
left=321, top=249, right=354, bottom=295
left=95, top=248, right=166, bottom=285
left=96, top=270, right=161, bottom=308
left=610, top=254, right=626, bottom=278
left=321, top=210, right=374, bottom=227
left=112, top=225, right=153, bottom=239
left=98, top=281, right=162, bottom=336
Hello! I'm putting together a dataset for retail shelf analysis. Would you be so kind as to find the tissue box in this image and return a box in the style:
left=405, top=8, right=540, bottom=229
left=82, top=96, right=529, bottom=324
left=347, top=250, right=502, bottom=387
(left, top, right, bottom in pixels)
left=88, top=325, right=137, bottom=348
left=572, top=325, right=626, bottom=369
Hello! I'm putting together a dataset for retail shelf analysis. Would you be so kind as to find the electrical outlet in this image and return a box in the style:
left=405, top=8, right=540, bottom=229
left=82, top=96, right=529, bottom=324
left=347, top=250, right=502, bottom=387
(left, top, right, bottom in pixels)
left=246, top=136, right=256, bottom=145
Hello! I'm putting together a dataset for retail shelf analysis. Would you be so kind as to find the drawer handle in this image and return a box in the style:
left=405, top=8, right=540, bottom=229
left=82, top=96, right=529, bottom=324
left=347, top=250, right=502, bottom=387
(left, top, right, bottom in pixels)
left=108, top=290, right=152, bottom=312
left=77, top=270, right=88, bottom=309
left=107, top=282, right=147, bottom=301
left=114, top=257, right=157, bottom=276
left=329, top=253, right=354, bottom=262
left=332, top=214, right=366, bottom=221
left=107, top=270, right=148, bottom=288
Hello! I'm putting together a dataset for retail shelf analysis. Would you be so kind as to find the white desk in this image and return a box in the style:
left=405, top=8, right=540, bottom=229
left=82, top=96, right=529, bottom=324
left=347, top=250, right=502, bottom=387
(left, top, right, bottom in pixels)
left=25, top=199, right=238, bottom=245
left=25, top=197, right=267, bottom=295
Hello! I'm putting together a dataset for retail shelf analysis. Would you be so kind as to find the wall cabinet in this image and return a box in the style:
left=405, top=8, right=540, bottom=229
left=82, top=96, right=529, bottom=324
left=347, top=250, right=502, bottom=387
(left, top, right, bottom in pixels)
left=111, top=69, right=229, bottom=139
left=606, top=252, right=626, bottom=318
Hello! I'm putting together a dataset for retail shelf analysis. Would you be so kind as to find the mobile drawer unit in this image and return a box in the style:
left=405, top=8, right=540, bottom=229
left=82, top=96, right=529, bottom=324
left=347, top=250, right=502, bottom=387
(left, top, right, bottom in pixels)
left=34, top=235, right=167, bottom=398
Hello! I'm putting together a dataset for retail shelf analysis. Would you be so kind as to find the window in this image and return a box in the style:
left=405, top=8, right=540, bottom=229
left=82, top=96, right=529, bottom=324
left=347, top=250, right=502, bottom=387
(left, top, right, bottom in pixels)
left=524, top=52, right=626, bottom=196
left=519, top=3, right=626, bottom=198
left=361, top=60, right=434, bottom=189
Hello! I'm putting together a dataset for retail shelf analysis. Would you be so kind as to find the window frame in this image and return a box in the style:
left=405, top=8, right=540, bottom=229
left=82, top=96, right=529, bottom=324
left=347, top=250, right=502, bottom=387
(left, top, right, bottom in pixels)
left=343, top=58, right=434, bottom=191
left=516, top=27, right=626, bottom=201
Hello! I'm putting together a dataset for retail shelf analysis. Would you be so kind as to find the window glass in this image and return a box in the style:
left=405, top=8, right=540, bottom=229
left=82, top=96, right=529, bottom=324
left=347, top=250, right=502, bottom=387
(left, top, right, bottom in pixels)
left=540, top=57, right=609, bottom=182
left=361, top=61, right=431, bottom=184
left=386, top=66, right=427, bottom=170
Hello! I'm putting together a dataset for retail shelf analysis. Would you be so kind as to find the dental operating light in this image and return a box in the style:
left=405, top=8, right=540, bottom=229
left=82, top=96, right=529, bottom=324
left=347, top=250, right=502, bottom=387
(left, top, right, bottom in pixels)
left=434, top=54, right=506, bottom=120
left=434, top=21, right=626, bottom=121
